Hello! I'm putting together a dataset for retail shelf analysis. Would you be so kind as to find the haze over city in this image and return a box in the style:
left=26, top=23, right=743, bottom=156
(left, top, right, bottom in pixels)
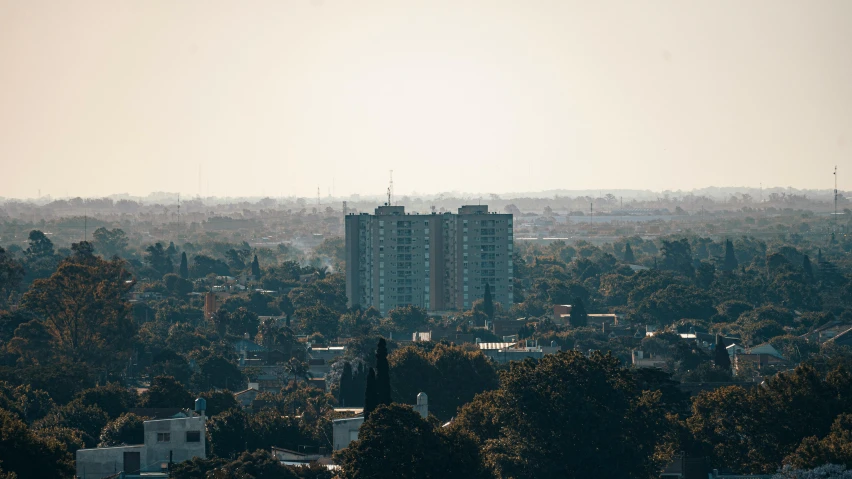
left=2, top=0, right=851, bottom=199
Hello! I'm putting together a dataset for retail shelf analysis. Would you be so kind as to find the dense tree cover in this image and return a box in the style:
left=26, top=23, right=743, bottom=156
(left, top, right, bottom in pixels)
left=452, top=351, right=669, bottom=479
left=98, top=412, right=146, bottom=446
left=334, top=404, right=490, bottom=479
left=685, top=364, right=852, bottom=473
left=0, top=408, right=76, bottom=478
left=207, top=382, right=338, bottom=458
left=171, top=450, right=334, bottom=479
left=20, top=247, right=136, bottom=372
left=388, top=343, right=499, bottom=420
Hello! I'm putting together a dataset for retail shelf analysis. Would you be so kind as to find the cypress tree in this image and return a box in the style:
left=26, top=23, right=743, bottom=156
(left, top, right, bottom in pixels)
left=339, top=362, right=353, bottom=407
left=363, top=368, right=377, bottom=420
left=179, top=252, right=189, bottom=279
left=375, top=338, right=392, bottom=406
left=251, top=254, right=261, bottom=279
left=803, top=254, right=813, bottom=279
left=714, top=335, right=732, bottom=371
left=483, top=283, right=494, bottom=320
left=723, top=239, right=738, bottom=272
left=623, top=242, right=635, bottom=263
left=352, top=363, right=367, bottom=407
left=569, top=297, right=588, bottom=328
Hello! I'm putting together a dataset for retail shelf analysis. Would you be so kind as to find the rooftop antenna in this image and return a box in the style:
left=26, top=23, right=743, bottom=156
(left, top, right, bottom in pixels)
left=834, top=166, right=838, bottom=231
left=388, top=170, right=394, bottom=206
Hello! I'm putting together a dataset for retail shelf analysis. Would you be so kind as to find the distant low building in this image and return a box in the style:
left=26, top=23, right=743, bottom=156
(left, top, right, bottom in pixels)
left=631, top=350, right=669, bottom=369
left=478, top=340, right=559, bottom=364
left=234, top=384, right=260, bottom=408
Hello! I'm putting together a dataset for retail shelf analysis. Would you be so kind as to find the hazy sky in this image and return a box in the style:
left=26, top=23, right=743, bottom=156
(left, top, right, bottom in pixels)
left=1, top=0, right=851, bottom=199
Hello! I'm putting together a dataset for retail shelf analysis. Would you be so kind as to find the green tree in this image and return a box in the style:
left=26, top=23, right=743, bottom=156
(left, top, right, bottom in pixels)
left=375, top=338, right=392, bottom=407
left=297, top=303, right=340, bottom=338
left=714, top=335, right=732, bottom=371
left=363, top=368, right=377, bottom=420
left=164, top=273, right=193, bottom=296
left=383, top=305, right=429, bottom=333
left=36, top=400, right=110, bottom=448
left=339, top=361, right=354, bottom=407
left=6, top=319, right=53, bottom=364
left=199, top=390, right=240, bottom=417
left=25, top=230, right=54, bottom=259
left=0, top=409, right=75, bottom=478
left=624, top=242, right=636, bottom=263
left=21, top=255, right=135, bottom=370
left=251, top=254, right=261, bottom=279
left=569, top=297, right=588, bottom=327
left=192, top=254, right=231, bottom=277
left=179, top=252, right=190, bottom=279
left=194, top=352, right=245, bottom=391
left=803, top=254, right=814, bottom=279
left=228, top=307, right=260, bottom=337
left=453, top=351, right=670, bottom=479
left=145, top=242, right=174, bottom=276
left=23, top=230, right=59, bottom=282
left=74, top=382, right=137, bottom=419
left=389, top=343, right=499, bottom=420
left=334, top=404, right=490, bottom=479
left=0, top=247, right=24, bottom=308
left=99, top=413, right=147, bottom=446
left=483, top=283, right=494, bottom=320
left=91, top=227, right=128, bottom=258
left=139, top=376, right=193, bottom=409
left=723, top=239, right=738, bottom=272
left=661, top=238, right=694, bottom=277
left=785, top=414, right=852, bottom=469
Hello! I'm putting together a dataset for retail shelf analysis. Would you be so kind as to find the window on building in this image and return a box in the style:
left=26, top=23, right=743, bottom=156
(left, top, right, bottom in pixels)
left=186, top=431, right=201, bottom=443
left=157, top=433, right=171, bottom=443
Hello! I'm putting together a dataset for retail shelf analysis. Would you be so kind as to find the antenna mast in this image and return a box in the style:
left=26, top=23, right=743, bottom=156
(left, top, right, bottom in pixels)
left=834, top=166, right=838, bottom=231
left=387, top=170, right=394, bottom=206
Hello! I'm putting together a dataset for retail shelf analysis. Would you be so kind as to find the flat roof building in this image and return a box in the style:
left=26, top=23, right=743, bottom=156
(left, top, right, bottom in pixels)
left=345, top=205, right=513, bottom=314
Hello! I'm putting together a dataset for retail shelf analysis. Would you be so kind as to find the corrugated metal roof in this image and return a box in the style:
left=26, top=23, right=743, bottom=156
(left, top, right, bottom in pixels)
left=478, top=342, right=516, bottom=350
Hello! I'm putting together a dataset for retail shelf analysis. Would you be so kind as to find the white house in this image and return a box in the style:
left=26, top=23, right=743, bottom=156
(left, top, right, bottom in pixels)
left=76, top=401, right=207, bottom=479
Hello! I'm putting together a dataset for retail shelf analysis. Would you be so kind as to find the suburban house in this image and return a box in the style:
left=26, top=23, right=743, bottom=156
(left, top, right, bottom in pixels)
left=234, top=383, right=261, bottom=408
left=478, top=339, right=560, bottom=363
left=76, top=400, right=207, bottom=479
left=632, top=350, right=669, bottom=369
left=271, top=446, right=328, bottom=465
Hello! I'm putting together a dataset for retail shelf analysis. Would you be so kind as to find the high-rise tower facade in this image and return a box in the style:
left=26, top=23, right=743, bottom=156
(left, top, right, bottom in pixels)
left=345, top=205, right=513, bottom=314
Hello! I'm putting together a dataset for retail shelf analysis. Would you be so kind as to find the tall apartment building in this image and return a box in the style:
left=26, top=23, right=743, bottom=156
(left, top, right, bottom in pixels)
left=345, top=205, right=513, bottom=314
